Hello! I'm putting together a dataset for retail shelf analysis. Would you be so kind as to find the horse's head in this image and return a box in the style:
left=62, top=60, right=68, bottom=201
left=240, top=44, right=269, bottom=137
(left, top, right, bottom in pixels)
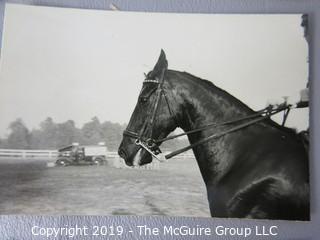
left=118, top=50, right=179, bottom=166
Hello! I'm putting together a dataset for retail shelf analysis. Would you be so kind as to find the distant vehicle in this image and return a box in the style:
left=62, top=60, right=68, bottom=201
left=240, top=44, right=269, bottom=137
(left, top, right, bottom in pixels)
left=55, top=143, right=108, bottom=166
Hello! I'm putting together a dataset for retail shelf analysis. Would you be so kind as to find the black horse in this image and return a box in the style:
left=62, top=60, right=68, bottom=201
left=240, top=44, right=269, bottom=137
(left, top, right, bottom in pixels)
left=118, top=50, right=309, bottom=220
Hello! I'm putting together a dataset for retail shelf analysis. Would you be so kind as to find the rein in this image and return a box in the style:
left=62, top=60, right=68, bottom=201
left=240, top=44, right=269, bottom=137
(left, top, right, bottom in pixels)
left=164, top=105, right=289, bottom=159
left=123, top=73, right=296, bottom=161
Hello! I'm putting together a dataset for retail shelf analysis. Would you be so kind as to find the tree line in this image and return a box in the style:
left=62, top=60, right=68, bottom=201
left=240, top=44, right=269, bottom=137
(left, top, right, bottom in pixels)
left=0, top=117, right=188, bottom=151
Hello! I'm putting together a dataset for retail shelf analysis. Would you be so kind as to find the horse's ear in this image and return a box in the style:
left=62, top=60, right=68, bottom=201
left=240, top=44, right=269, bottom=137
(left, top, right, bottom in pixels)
left=147, top=49, right=168, bottom=80
left=154, top=49, right=168, bottom=71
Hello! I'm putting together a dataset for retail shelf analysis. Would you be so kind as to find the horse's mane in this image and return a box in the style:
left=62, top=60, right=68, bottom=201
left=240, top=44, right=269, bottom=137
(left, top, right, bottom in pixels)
left=170, top=70, right=298, bottom=136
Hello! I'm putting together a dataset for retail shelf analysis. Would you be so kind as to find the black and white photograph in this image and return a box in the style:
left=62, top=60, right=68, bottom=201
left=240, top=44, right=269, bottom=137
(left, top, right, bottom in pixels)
left=0, top=4, right=310, bottom=220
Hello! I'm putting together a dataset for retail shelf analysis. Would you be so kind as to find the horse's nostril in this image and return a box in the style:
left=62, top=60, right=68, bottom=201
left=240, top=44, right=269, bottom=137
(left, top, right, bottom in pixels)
left=118, top=149, right=127, bottom=159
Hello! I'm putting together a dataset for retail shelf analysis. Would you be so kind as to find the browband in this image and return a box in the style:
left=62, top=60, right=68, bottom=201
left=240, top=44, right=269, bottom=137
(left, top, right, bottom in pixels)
left=143, top=79, right=159, bottom=84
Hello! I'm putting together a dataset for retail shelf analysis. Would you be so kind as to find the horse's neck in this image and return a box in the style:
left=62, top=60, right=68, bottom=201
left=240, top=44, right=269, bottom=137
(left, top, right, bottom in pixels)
left=173, top=76, right=254, bottom=184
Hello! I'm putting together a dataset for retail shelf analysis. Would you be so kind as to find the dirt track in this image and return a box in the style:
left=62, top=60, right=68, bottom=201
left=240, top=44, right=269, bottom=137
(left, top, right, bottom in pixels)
left=0, top=157, right=210, bottom=217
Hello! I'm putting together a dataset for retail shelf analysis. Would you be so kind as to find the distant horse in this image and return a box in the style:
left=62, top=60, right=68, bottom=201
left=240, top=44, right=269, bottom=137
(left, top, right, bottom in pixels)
left=118, top=50, right=309, bottom=220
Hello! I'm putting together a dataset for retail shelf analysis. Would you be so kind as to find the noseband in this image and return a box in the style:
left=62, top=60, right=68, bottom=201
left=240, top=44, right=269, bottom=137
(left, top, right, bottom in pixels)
left=123, top=71, right=297, bottom=162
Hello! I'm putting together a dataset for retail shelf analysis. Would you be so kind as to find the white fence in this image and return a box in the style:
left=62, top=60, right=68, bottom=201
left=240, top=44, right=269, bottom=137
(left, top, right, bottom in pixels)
left=0, top=148, right=121, bottom=159
left=0, top=148, right=58, bottom=158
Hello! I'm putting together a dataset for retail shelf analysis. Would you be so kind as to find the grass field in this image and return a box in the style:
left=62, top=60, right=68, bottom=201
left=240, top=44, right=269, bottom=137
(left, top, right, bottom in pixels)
left=0, top=157, right=210, bottom=217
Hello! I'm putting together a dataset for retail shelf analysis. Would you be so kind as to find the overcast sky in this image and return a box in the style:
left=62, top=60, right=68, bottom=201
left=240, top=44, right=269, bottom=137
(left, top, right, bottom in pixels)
left=0, top=4, right=308, bottom=137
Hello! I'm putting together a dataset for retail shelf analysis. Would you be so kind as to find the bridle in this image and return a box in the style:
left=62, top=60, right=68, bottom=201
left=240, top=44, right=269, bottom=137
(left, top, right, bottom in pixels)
left=123, top=69, right=173, bottom=160
left=123, top=70, right=297, bottom=162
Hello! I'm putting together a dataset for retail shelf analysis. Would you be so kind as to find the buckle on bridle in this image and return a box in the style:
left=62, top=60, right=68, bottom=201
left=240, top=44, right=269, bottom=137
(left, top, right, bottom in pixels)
left=146, top=138, right=162, bottom=155
left=135, top=138, right=162, bottom=159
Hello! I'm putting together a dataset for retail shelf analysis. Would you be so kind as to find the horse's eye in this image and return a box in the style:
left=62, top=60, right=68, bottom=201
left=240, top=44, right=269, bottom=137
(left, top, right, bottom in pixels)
left=139, top=97, right=148, bottom=103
